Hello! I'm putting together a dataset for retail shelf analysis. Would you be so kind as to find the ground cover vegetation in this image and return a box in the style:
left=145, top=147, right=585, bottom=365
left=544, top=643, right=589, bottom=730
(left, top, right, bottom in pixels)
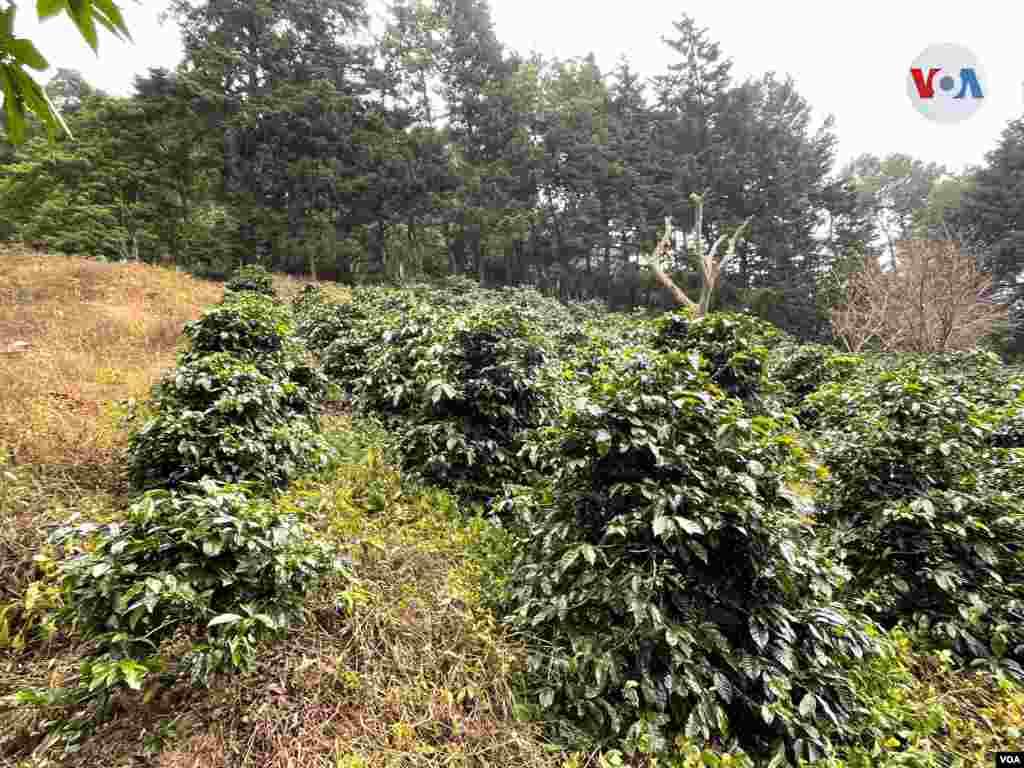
left=1, top=253, right=1023, bottom=767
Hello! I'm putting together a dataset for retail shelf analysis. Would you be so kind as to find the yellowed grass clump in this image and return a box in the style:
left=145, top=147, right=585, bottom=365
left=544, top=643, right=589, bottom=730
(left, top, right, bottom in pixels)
left=0, top=245, right=223, bottom=468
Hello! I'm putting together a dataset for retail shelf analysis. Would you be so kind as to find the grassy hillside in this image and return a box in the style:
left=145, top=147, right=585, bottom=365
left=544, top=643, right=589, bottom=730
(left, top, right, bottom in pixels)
left=0, top=250, right=557, bottom=767
left=1, top=250, right=1022, bottom=768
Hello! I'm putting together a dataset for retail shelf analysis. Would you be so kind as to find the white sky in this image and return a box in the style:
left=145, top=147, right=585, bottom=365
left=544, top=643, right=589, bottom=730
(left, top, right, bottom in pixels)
left=15, top=0, right=1024, bottom=175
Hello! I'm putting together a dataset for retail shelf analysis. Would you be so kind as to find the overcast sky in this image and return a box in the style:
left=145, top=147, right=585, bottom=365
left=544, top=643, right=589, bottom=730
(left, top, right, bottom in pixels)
left=16, top=0, right=1024, bottom=174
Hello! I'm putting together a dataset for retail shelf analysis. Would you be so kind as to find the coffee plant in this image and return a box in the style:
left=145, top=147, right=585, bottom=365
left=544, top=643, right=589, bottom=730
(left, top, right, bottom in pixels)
left=397, top=306, right=552, bottom=500
left=814, top=361, right=1024, bottom=677
left=502, top=346, right=879, bottom=764
left=225, top=263, right=276, bottom=296
left=52, top=480, right=342, bottom=665
left=7, top=477, right=345, bottom=742
left=184, top=291, right=294, bottom=362
left=127, top=352, right=333, bottom=490
left=654, top=312, right=782, bottom=403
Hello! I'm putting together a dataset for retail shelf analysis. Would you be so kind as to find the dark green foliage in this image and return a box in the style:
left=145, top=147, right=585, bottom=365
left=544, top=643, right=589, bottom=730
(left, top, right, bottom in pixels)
left=51, top=480, right=343, bottom=683
left=655, top=312, right=781, bottom=402
left=770, top=343, right=836, bottom=406
left=398, top=307, right=551, bottom=499
left=225, top=263, right=276, bottom=296
left=127, top=352, right=334, bottom=490
left=297, top=298, right=368, bottom=353
left=502, top=347, right=879, bottom=762
left=990, top=409, right=1024, bottom=449
left=128, top=290, right=332, bottom=491
left=651, top=308, right=693, bottom=349
left=353, top=303, right=442, bottom=417
left=814, top=361, right=1024, bottom=677
left=184, top=292, right=294, bottom=361
left=768, top=343, right=866, bottom=428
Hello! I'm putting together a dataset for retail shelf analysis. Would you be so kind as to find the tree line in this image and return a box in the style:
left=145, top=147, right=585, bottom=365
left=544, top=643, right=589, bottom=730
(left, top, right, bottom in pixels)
left=2, top=0, right=1023, bottom=352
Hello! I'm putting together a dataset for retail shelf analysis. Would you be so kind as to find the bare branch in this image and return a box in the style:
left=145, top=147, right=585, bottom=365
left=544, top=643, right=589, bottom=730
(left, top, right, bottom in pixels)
left=831, top=239, right=1010, bottom=354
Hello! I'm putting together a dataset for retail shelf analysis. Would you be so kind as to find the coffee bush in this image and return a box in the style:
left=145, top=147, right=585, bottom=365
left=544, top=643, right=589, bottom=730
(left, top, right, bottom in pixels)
left=814, top=361, right=1024, bottom=676
left=127, top=353, right=334, bottom=490
left=503, top=347, right=879, bottom=763
left=225, top=263, right=276, bottom=296
left=292, top=285, right=368, bottom=353
left=184, top=291, right=294, bottom=361
left=397, top=306, right=552, bottom=499
left=51, top=479, right=344, bottom=682
left=654, top=312, right=782, bottom=402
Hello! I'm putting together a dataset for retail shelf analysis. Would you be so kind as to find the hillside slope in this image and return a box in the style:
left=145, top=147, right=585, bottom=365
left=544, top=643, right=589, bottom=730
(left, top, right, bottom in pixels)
left=2, top=249, right=1021, bottom=768
left=0, top=250, right=557, bottom=767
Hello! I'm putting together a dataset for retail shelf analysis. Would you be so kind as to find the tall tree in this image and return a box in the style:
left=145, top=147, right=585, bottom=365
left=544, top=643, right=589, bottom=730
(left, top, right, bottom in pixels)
left=955, top=117, right=1024, bottom=356
left=841, top=152, right=947, bottom=264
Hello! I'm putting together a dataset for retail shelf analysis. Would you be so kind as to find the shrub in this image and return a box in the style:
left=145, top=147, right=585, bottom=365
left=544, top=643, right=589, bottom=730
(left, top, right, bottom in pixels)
left=184, top=291, right=294, bottom=361
left=311, top=288, right=434, bottom=396
left=50, top=479, right=344, bottom=685
left=502, top=347, right=879, bottom=763
left=127, top=353, right=334, bottom=490
left=814, top=361, right=1024, bottom=676
left=654, top=312, right=782, bottom=402
left=397, top=307, right=552, bottom=500
left=769, top=344, right=868, bottom=428
left=225, top=263, right=276, bottom=296
left=292, top=286, right=368, bottom=353
left=770, top=343, right=837, bottom=405
left=351, top=302, right=446, bottom=417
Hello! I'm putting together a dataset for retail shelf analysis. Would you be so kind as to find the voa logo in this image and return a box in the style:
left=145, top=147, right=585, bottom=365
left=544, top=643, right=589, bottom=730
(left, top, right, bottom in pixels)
left=996, top=754, right=1023, bottom=766
left=907, top=43, right=986, bottom=124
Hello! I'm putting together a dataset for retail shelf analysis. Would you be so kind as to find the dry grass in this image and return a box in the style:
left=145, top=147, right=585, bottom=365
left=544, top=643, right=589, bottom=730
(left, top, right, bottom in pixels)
left=0, top=244, right=222, bottom=468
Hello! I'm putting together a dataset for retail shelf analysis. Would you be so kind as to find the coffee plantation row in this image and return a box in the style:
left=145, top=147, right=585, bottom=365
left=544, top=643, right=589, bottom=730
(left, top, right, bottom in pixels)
left=290, top=273, right=1024, bottom=765
left=20, top=265, right=1024, bottom=765
left=14, top=266, right=347, bottom=737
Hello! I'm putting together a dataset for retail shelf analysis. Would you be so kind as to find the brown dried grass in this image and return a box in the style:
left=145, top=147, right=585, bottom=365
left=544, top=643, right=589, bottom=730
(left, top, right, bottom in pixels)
left=0, top=245, right=222, bottom=468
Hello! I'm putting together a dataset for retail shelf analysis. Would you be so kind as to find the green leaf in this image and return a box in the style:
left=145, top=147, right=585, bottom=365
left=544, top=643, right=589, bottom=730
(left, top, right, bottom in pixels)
left=120, top=661, right=148, bottom=690
left=0, top=65, right=27, bottom=144
left=208, top=613, right=243, bottom=627
left=0, top=7, right=15, bottom=39
left=736, top=473, right=757, bottom=495
left=90, top=0, right=131, bottom=40
left=36, top=0, right=67, bottom=20
left=9, top=39, right=48, bottom=70
left=67, top=0, right=99, bottom=51
left=581, top=544, right=597, bottom=565
left=675, top=517, right=703, bottom=535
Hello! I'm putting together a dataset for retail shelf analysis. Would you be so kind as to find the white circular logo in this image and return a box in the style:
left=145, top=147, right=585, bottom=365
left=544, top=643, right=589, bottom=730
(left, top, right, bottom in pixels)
left=907, top=43, right=986, bottom=124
